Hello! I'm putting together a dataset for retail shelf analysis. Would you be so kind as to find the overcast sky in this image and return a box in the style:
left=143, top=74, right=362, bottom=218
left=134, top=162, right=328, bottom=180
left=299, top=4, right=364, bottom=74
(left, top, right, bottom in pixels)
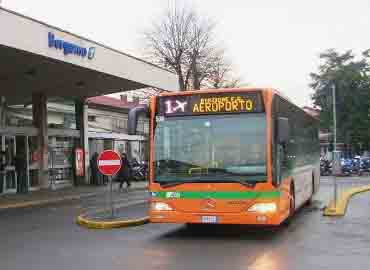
left=3, top=0, right=370, bottom=106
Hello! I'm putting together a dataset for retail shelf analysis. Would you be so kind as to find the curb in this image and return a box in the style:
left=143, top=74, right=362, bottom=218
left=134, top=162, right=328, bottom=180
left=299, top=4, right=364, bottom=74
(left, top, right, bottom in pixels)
left=76, top=214, right=149, bottom=229
left=0, top=193, right=97, bottom=211
left=324, top=184, right=370, bottom=216
left=76, top=200, right=149, bottom=229
left=0, top=186, right=148, bottom=211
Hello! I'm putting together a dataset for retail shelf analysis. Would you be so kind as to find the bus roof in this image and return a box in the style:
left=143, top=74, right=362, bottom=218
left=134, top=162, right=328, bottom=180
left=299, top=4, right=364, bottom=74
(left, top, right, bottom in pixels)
left=156, top=87, right=316, bottom=121
left=158, top=87, right=271, bottom=96
left=158, top=87, right=294, bottom=102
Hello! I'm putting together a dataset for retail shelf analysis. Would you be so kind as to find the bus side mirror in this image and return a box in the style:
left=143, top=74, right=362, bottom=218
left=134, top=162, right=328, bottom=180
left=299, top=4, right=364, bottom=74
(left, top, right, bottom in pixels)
left=277, top=117, right=290, bottom=144
left=128, top=105, right=149, bottom=135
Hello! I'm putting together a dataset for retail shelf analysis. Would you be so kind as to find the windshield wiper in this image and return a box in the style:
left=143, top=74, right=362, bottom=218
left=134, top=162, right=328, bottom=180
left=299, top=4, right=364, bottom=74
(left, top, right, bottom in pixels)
left=221, top=180, right=256, bottom=187
left=158, top=179, right=222, bottom=188
left=208, top=167, right=266, bottom=176
left=158, top=179, right=256, bottom=188
left=159, top=181, right=188, bottom=188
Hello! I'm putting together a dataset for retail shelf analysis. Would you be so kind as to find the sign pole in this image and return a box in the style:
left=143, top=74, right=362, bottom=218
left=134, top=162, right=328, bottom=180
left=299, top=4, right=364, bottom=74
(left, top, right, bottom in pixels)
left=333, top=84, right=338, bottom=209
left=110, top=175, right=114, bottom=218
left=97, top=150, right=122, bottom=219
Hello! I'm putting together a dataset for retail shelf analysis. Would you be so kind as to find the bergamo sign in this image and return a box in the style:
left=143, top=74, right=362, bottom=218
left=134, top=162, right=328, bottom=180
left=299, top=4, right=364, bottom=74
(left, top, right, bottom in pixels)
left=97, top=150, right=122, bottom=176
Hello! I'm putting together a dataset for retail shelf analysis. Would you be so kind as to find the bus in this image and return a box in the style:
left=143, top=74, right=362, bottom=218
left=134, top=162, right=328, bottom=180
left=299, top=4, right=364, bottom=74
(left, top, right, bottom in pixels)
left=128, top=88, right=320, bottom=226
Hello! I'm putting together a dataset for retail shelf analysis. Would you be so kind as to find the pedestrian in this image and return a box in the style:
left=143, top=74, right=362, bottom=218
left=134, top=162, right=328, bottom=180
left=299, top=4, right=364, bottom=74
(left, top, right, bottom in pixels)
left=0, top=151, right=5, bottom=194
left=14, top=150, right=28, bottom=193
left=90, top=152, right=101, bottom=185
left=0, top=151, right=5, bottom=172
left=117, top=153, right=131, bottom=190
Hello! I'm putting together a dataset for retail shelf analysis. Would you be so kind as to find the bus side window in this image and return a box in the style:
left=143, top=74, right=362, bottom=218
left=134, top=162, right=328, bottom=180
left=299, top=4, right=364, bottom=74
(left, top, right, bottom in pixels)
left=280, top=143, right=289, bottom=169
left=275, top=97, right=292, bottom=184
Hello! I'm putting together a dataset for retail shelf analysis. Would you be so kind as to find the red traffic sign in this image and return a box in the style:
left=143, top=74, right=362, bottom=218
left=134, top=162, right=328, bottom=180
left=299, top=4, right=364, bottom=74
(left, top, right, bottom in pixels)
left=97, top=150, right=122, bottom=176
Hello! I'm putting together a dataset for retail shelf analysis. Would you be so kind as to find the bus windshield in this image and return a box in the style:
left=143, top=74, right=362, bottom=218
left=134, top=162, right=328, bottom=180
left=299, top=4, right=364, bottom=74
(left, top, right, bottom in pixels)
left=154, top=114, right=267, bottom=185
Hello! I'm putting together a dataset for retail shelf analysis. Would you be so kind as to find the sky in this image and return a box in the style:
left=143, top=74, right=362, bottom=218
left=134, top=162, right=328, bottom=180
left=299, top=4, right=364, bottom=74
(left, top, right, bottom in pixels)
left=3, top=0, right=370, bottom=106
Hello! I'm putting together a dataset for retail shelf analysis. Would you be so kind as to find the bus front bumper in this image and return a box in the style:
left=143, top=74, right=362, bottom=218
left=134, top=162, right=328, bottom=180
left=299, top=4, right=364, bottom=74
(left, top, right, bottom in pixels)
left=149, top=209, right=287, bottom=226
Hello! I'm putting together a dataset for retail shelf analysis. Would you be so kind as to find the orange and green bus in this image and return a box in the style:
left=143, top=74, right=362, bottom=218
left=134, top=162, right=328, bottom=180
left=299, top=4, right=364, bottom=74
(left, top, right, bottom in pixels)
left=128, top=88, right=320, bottom=225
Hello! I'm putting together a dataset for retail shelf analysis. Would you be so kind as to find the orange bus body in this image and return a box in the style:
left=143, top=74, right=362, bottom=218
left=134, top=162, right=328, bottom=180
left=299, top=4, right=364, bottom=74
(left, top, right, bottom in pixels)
left=148, top=88, right=318, bottom=226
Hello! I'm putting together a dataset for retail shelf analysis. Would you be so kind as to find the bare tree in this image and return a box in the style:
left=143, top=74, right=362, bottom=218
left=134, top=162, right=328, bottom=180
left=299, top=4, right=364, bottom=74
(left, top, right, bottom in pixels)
left=137, top=88, right=167, bottom=103
left=121, top=88, right=167, bottom=104
left=204, top=51, right=242, bottom=89
left=187, top=15, right=216, bottom=90
left=143, top=5, right=237, bottom=91
left=143, top=6, right=194, bottom=90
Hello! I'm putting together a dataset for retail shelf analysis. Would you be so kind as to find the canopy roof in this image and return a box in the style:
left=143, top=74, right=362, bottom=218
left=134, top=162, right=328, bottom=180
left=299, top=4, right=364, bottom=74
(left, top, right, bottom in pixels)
left=0, top=7, right=178, bottom=105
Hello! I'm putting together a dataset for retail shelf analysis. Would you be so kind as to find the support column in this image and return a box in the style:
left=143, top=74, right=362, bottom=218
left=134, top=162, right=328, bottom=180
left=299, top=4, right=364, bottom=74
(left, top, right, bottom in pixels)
left=0, top=96, right=5, bottom=194
left=32, top=92, right=49, bottom=188
left=0, top=96, right=6, bottom=128
left=75, top=99, right=89, bottom=185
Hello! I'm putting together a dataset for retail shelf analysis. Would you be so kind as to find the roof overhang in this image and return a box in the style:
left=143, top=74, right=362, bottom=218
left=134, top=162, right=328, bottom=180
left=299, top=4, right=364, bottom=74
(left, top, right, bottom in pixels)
left=0, top=7, right=179, bottom=105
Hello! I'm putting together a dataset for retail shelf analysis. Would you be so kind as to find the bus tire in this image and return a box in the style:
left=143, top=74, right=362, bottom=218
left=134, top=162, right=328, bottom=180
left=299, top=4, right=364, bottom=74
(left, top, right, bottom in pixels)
left=307, top=174, right=315, bottom=205
left=287, top=183, right=295, bottom=223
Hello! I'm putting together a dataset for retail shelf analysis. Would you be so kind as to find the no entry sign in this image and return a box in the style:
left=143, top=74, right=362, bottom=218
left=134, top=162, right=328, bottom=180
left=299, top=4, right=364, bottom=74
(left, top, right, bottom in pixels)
left=97, top=150, right=122, bottom=176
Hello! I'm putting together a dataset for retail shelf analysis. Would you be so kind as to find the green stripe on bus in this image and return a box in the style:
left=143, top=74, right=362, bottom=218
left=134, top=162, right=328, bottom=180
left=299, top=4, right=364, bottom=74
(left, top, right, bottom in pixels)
left=154, top=191, right=280, bottom=199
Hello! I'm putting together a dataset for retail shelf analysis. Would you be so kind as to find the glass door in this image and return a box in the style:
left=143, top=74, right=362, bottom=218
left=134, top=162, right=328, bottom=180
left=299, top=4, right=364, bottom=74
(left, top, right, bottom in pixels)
left=3, top=136, right=16, bottom=193
left=0, top=136, right=3, bottom=194
left=16, top=136, right=29, bottom=193
left=28, top=136, right=40, bottom=190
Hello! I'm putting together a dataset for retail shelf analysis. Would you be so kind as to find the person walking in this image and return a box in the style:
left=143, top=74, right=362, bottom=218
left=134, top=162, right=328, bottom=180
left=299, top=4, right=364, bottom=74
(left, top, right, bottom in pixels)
left=14, top=150, right=28, bottom=193
left=90, top=152, right=102, bottom=185
left=0, top=151, right=5, bottom=194
left=118, top=153, right=131, bottom=190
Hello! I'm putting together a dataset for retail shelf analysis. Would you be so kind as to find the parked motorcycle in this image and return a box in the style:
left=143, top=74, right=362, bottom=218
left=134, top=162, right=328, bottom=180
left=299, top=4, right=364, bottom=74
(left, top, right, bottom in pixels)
left=341, top=158, right=354, bottom=176
left=130, top=159, right=147, bottom=181
left=358, top=157, right=370, bottom=176
left=320, top=159, right=332, bottom=176
left=321, top=155, right=370, bottom=177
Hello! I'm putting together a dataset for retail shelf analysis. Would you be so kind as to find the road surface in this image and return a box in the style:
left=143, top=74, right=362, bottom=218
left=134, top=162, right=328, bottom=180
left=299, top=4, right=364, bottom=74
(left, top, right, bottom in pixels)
left=0, top=177, right=369, bottom=270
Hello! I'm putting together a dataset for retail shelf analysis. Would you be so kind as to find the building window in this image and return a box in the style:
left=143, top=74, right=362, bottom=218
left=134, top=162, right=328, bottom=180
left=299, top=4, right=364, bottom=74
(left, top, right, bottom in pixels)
left=143, top=121, right=149, bottom=134
left=113, top=118, right=127, bottom=130
left=88, top=115, right=96, bottom=122
left=137, top=121, right=144, bottom=133
left=118, top=119, right=127, bottom=129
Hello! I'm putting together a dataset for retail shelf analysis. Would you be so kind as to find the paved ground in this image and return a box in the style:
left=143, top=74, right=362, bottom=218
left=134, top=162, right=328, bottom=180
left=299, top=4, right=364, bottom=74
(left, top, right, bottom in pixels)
left=0, top=181, right=147, bottom=210
left=0, top=176, right=370, bottom=270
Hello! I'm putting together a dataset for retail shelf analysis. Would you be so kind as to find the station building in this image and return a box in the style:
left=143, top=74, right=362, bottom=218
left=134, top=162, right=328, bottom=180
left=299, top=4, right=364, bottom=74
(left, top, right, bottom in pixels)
left=0, top=7, right=178, bottom=194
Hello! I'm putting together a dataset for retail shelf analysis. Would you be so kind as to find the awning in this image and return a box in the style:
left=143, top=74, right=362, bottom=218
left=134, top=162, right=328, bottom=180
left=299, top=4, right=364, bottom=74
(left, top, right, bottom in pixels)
left=88, top=131, right=146, bottom=141
left=0, top=7, right=178, bottom=105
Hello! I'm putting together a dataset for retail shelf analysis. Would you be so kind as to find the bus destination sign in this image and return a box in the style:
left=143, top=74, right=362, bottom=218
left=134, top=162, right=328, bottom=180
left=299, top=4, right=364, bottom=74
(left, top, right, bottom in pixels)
left=157, top=92, right=264, bottom=116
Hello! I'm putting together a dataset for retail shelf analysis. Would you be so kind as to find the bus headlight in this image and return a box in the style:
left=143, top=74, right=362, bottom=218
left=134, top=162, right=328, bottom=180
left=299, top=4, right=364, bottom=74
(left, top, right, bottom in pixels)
left=151, top=202, right=173, bottom=211
left=248, top=203, right=277, bottom=214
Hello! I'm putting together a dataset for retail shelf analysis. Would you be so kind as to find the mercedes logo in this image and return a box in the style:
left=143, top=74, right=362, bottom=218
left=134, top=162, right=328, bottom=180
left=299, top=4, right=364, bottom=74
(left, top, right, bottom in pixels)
left=202, top=198, right=216, bottom=211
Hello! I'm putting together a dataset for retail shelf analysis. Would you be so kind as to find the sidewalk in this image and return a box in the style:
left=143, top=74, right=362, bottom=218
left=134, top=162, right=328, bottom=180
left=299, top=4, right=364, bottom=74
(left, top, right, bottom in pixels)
left=0, top=181, right=148, bottom=211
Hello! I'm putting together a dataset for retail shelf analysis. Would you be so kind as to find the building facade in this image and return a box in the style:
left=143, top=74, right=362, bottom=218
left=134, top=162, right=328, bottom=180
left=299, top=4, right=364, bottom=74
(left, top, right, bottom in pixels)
left=0, top=7, right=178, bottom=195
left=0, top=95, right=149, bottom=194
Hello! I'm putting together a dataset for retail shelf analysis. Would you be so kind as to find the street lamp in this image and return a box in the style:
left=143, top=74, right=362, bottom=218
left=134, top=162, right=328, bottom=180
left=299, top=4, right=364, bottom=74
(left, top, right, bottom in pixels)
left=315, top=81, right=339, bottom=208
left=332, top=83, right=339, bottom=208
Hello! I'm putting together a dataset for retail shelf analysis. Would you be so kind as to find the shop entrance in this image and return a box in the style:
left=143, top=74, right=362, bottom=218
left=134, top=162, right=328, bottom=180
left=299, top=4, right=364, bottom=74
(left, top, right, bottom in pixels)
left=15, top=136, right=29, bottom=193
left=0, top=135, right=36, bottom=194
left=1, top=135, right=16, bottom=193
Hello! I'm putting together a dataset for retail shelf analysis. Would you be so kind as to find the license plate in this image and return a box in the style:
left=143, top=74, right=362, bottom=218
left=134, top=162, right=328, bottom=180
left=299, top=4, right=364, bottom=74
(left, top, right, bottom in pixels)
left=201, top=216, right=218, bottom=223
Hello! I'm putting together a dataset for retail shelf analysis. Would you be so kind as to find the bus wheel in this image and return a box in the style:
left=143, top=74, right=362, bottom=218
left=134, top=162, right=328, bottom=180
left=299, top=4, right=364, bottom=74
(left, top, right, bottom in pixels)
left=289, top=184, right=295, bottom=216
left=283, top=183, right=295, bottom=226
left=288, top=183, right=295, bottom=218
left=307, top=175, right=315, bottom=205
